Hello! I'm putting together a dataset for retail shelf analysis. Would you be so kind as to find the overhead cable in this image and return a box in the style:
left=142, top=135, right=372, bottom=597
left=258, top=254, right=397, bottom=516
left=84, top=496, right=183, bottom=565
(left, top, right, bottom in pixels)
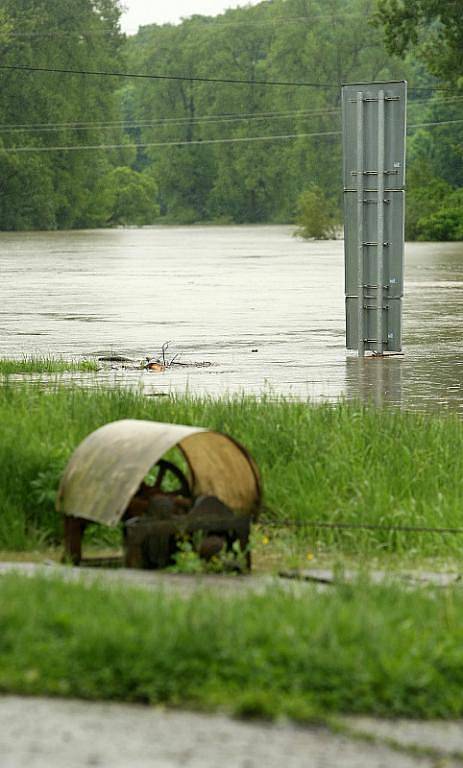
left=0, top=106, right=341, bottom=130
left=0, top=64, right=455, bottom=93
left=0, top=63, right=337, bottom=89
left=1, top=117, right=462, bottom=154
left=0, top=94, right=461, bottom=132
left=408, top=118, right=463, bottom=129
left=0, top=129, right=342, bottom=152
left=0, top=107, right=342, bottom=133
left=2, top=94, right=463, bottom=134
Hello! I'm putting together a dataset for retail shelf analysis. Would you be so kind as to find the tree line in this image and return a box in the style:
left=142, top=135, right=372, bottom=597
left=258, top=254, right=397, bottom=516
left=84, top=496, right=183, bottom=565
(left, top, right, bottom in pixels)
left=0, top=0, right=461, bottom=239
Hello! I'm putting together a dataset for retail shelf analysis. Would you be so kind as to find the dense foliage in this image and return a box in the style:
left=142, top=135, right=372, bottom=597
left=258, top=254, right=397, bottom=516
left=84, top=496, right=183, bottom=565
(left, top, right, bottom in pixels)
left=0, top=0, right=461, bottom=238
left=122, top=0, right=404, bottom=228
left=377, top=0, right=463, bottom=86
left=377, top=0, right=463, bottom=241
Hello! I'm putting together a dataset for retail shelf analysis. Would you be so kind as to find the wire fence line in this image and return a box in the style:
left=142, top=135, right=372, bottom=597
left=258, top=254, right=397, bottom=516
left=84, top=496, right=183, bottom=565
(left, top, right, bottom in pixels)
left=260, top=520, right=463, bottom=535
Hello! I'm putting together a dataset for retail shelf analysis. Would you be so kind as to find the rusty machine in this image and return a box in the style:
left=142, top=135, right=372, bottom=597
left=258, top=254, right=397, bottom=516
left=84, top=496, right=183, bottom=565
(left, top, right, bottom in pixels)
left=57, top=420, right=261, bottom=570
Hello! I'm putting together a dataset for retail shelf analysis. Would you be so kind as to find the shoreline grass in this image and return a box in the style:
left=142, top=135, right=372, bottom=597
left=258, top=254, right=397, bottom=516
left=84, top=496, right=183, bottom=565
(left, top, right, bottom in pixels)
left=1, top=382, right=463, bottom=556
left=1, top=573, right=463, bottom=720
left=0, top=356, right=98, bottom=375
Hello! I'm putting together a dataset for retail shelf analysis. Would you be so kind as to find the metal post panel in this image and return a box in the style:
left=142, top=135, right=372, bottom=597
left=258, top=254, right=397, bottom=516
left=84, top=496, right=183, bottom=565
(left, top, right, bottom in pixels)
left=344, top=190, right=405, bottom=300
left=346, top=296, right=402, bottom=352
left=342, top=81, right=407, bottom=354
left=342, top=81, right=407, bottom=191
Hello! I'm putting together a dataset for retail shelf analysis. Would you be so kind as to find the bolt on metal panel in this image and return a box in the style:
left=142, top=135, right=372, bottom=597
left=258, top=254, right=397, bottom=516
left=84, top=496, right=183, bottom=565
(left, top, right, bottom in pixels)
left=342, top=81, right=407, bottom=355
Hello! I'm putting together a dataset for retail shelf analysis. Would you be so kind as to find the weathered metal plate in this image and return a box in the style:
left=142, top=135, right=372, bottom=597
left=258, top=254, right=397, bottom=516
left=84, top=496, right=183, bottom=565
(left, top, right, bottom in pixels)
left=57, top=419, right=261, bottom=525
left=344, top=190, right=404, bottom=300
left=342, top=81, right=407, bottom=190
left=342, top=80, right=407, bottom=353
left=346, top=296, right=402, bottom=352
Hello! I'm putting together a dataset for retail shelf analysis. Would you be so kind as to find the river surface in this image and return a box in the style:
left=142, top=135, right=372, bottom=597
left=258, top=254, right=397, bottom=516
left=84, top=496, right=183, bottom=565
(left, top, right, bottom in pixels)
left=1, top=225, right=463, bottom=410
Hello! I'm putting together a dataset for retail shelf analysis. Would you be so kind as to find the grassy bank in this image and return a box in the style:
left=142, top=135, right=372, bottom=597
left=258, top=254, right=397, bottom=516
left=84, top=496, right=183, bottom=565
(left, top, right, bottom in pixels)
left=1, top=383, right=463, bottom=556
left=1, top=573, right=463, bottom=719
left=0, top=356, right=98, bottom=375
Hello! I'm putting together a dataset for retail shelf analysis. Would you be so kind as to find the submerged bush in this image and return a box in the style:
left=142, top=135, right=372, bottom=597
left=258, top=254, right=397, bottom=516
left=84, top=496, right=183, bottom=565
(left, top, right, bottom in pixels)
left=294, top=186, right=339, bottom=240
left=416, top=188, right=463, bottom=241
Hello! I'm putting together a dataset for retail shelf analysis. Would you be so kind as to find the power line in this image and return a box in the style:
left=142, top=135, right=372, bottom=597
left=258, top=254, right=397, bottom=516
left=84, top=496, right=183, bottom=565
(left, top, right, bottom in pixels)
left=173, top=11, right=373, bottom=26
left=0, top=63, right=456, bottom=94
left=408, top=118, right=463, bottom=129
left=7, top=30, right=122, bottom=37
left=0, top=93, right=460, bottom=134
left=0, top=63, right=337, bottom=89
left=0, top=111, right=342, bottom=134
left=0, top=106, right=341, bottom=130
left=0, top=107, right=342, bottom=133
left=1, top=117, right=461, bottom=154
left=409, top=85, right=455, bottom=93
left=0, top=129, right=342, bottom=153
left=409, top=94, right=463, bottom=106
left=8, top=13, right=374, bottom=34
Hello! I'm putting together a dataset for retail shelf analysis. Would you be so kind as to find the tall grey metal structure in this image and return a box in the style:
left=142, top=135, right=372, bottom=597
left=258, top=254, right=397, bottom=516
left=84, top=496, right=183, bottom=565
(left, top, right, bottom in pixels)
left=342, top=81, right=407, bottom=355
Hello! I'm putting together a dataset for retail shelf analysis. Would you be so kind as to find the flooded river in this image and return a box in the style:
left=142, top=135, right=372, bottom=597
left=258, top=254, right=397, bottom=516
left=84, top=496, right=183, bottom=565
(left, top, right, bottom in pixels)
left=1, top=225, right=463, bottom=410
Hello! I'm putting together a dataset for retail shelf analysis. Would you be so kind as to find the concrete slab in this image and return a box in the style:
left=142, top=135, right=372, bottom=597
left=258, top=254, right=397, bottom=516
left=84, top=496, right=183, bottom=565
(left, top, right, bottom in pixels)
left=0, top=561, right=313, bottom=597
left=0, top=697, right=452, bottom=768
left=280, top=568, right=463, bottom=587
left=344, top=715, right=463, bottom=758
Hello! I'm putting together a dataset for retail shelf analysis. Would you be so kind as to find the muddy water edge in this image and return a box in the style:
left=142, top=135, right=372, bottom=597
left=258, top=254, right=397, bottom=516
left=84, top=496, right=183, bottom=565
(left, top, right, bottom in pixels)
left=1, top=225, right=463, bottom=411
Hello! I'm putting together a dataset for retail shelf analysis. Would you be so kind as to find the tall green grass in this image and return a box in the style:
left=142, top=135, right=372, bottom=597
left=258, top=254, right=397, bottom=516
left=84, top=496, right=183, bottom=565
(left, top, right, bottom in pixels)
left=1, top=573, right=463, bottom=719
left=1, top=383, right=463, bottom=554
left=0, top=356, right=98, bottom=375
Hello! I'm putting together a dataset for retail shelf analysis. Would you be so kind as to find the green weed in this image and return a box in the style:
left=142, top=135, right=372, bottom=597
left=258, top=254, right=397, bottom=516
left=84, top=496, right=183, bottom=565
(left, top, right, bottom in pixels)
left=0, top=356, right=98, bottom=375
left=1, top=574, right=463, bottom=719
left=1, top=383, right=463, bottom=557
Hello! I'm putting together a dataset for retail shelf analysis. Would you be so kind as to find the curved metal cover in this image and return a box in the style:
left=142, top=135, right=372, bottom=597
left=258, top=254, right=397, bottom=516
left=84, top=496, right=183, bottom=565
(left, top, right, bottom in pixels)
left=56, top=419, right=261, bottom=526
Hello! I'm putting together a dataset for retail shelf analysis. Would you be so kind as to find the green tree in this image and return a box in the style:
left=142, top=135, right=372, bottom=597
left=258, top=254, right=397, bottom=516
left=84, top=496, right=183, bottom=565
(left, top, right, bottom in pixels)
left=0, top=0, right=125, bottom=230
left=415, top=188, right=463, bottom=241
left=376, top=0, right=463, bottom=85
left=123, top=0, right=406, bottom=225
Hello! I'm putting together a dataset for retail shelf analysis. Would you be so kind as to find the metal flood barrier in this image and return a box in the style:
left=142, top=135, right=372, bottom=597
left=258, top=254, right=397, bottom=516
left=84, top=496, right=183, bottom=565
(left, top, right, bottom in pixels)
left=342, top=80, right=407, bottom=356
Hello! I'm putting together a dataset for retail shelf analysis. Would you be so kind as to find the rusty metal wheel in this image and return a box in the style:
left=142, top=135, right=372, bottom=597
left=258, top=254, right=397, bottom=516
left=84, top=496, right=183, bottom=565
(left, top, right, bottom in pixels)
left=148, top=459, right=192, bottom=500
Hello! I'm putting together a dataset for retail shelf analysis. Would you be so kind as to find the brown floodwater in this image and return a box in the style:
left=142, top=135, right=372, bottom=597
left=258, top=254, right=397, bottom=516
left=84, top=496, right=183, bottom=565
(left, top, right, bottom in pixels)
left=1, top=225, right=463, bottom=410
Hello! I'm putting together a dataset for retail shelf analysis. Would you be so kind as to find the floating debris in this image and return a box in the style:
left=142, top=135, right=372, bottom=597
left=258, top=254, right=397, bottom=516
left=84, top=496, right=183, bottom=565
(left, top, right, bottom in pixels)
left=97, top=355, right=134, bottom=363
left=145, top=360, right=166, bottom=373
left=97, top=345, right=213, bottom=372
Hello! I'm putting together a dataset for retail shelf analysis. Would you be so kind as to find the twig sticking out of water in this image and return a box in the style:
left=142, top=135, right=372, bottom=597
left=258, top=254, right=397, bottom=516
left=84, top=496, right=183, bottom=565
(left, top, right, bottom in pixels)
left=145, top=342, right=181, bottom=371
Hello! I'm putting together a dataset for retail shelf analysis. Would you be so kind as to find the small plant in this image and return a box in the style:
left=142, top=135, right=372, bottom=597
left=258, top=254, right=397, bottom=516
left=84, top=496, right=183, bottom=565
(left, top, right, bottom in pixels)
left=168, top=536, right=250, bottom=574
left=205, top=540, right=249, bottom=573
left=169, top=539, right=204, bottom=574
left=29, top=448, right=69, bottom=542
